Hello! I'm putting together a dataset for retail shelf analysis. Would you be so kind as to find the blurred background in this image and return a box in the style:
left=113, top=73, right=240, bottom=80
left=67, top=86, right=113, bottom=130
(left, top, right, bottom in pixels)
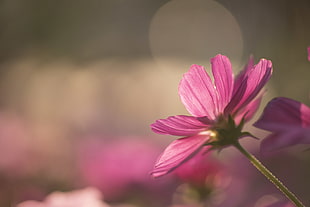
left=0, top=0, right=310, bottom=206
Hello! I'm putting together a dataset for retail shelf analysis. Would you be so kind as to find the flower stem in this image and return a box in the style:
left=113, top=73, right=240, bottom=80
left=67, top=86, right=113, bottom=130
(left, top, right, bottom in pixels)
left=233, top=142, right=305, bottom=207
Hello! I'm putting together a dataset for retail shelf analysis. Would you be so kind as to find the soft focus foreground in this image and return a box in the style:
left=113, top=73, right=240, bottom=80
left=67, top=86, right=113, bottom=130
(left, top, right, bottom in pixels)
left=0, top=0, right=310, bottom=206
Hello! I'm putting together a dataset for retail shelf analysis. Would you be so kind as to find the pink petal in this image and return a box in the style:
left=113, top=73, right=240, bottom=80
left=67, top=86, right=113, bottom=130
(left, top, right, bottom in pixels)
left=211, top=54, right=234, bottom=112
left=260, top=127, right=310, bottom=153
left=224, top=56, right=254, bottom=117
left=307, top=46, right=310, bottom=61
left=226, top=59, right=272, bottom=115
left=233, top=55, right=254, bottom=95
left=256, top=97, right=310, bottom=152
left=178, top=64, right=218, bottom=119
left=151, top=115, right=210, bottom=136
left=301, top=103, right=310, bottom=126
left=151, top=134, right=212, bottom=177
left=254, top=97, right=310, bottom=131
left=234, top=94, right=263, bottom=124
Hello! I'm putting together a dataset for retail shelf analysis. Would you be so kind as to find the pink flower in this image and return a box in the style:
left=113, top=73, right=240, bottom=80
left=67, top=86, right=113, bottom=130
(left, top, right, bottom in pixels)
left=151, top=54, right=272, bottom=177
left=174, top=152, right=224, bottom=188
left=307, top=46, right=310, bottom=61
left=254, top=97, right=310, bottom=152
left=17, top=187, right=109, bottom=207
left=172, top=152, right=227, bottom=205
left=76, top=137, right=177, bottom=202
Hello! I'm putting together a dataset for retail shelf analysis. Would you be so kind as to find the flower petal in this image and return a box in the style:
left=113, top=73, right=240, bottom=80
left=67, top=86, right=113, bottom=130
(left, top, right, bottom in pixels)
left=223, top=56, right=254, bottom=117
left=233, top=55, right=254, bottom=94
left=254, top=97, right=310, bottom=131
left=151, top=115, right=210, bottom=136
left=225, top=58, right=272, bottom=115
left=301, top=102, right=310, bottom=126
left=307, top=46, right=310, bottom=61
left=260, top=128, right=310, bottom=153
left=151, top=134, right=212, bottom=177
left=179, top=64, right=218, bottom=119
left=256, top=97, right=310, bottom=152
left=211, top=54, right=234, bottom=111
left=234, top=94, right=263, bottom=124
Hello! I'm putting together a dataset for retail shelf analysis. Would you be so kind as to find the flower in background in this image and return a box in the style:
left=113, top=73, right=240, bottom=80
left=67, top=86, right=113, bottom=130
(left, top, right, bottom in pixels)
left=17, top=187, right=109, bottom=207
left=174, top=152, right=224, bottom=189
left=307, top=46, right=310, bottom=61
left=76, top=136, right=178, bottom=206
left=151, top=54, right=272, bottom=177
left=171, top=150, right=284, bottom=207
left=254, top=97, right=310, bottom=152
left=172, top=152, right=227, bottom=206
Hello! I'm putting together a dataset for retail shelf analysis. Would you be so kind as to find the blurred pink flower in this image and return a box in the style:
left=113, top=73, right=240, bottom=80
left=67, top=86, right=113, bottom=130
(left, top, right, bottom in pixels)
left=307, top=46, right=310, bottom=61
left=174, top=152, right=224, bottom=188
left=151, top=54, right=272, bottom=177
left=171, top=152, right=229, bottom=206
left=76, top=137, right=177, bottom=202
left=254, top=97, right=310, bottom=152
left=17, top=187, right=109, bottom=207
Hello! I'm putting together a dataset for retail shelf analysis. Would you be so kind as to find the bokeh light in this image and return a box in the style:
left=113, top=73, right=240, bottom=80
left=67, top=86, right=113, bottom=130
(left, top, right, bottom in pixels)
left=150, top=0, right=244, bottom=68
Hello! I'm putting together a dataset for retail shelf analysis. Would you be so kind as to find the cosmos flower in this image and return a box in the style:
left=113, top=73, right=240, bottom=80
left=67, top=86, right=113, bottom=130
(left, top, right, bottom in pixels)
left=254, top=97, right=310, bottom=152
left=17, top=187, right=109, bottom=207
left=151, top=54, right=272, bottom=177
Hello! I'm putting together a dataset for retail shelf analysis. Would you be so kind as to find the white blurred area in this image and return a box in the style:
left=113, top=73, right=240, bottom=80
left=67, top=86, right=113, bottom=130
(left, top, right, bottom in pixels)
left=0, top=57, right=184, bottom=136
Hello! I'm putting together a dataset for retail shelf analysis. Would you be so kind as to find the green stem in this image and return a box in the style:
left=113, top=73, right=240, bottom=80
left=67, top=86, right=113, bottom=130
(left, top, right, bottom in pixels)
left=233, top=142, right=305, bottom=207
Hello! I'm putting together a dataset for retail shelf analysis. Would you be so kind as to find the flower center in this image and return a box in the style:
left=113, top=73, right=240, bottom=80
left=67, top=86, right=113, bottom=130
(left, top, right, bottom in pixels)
left=204, top=115, right=249, bottom=149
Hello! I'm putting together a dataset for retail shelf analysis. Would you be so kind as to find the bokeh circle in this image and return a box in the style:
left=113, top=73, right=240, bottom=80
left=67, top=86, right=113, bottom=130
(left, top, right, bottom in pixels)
left=149, top=0, right=244, bottom=69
